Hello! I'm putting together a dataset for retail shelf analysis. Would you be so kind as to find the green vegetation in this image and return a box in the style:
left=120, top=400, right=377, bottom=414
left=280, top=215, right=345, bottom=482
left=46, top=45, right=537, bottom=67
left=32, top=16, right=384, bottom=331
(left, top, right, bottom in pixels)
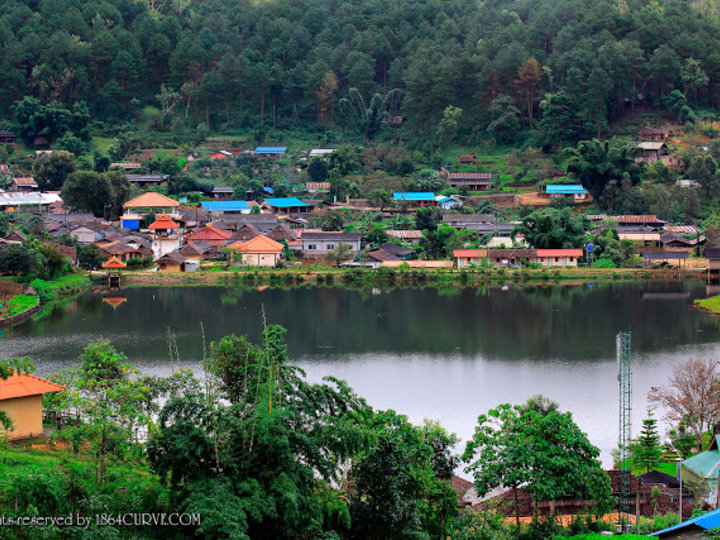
left=0, top=293, right=38, bottom=319
left=696, top=294, right=720, bottom=314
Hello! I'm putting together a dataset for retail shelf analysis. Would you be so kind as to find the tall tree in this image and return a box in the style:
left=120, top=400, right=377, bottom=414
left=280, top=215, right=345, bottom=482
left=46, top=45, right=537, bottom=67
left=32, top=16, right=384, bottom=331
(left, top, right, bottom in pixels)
left=630, top=409, right=663, bottom=473
left=516, top=58, right=541, bottom=129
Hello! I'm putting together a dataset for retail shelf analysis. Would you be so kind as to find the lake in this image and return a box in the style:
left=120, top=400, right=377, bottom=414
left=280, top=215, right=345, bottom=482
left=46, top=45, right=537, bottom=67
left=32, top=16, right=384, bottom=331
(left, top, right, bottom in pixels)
left=2, top=282, right=719, bottom=465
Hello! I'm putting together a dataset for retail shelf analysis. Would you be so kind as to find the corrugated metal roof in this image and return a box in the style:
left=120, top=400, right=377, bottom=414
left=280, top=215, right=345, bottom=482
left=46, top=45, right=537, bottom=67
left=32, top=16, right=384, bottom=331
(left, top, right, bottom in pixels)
left=650, top=507, right=720, bottom=536
left=393, top=192, right=436, bottom=201
left=201, top=201, right=251, bottom=212
left=264, top=197, right=310, bottom=208
left=254, top=147, right=287, bottom=154
left=546, top=184, right=588, bottom=195
left=0, top=192, right=61, bottom=206
left=0, top=372, right=66, bottom=401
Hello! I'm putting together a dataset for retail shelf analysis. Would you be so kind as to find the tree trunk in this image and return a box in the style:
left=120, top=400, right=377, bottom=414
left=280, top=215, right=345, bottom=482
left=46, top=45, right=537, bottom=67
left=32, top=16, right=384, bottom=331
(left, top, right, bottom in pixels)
left=272, top=104, right=276, bottom=130
left=260, top=86, right=265, bottom=128
left=513, top=486, right=521, bottom=538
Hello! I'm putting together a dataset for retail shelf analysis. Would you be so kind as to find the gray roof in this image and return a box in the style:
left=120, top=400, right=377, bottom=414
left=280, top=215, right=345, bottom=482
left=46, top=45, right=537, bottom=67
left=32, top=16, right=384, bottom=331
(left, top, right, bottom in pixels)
left=302, top=232, right=362, bottom=242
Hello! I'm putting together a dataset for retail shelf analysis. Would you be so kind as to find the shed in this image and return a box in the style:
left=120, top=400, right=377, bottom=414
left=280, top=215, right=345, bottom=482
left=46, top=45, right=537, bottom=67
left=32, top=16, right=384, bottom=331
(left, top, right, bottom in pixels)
left=638, top=126, right=670, bottom=140
left=0, top=372, right=65, bottom=440
left=212, top=186, right=234, bottom=200
left=254, top=147, right=287, bottom=155
left=545, top=184, right=589, bottom=200
left=9, top=178, right=38, bottom=192
left=458, top=154, right=476, bottom=164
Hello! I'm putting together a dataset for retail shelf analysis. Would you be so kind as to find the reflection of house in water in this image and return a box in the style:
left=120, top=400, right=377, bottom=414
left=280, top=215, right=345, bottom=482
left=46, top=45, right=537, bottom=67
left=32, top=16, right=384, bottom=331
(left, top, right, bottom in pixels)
left=102, top=296, right=128, bottom=309
left=641, top=292, right=690, bottom=300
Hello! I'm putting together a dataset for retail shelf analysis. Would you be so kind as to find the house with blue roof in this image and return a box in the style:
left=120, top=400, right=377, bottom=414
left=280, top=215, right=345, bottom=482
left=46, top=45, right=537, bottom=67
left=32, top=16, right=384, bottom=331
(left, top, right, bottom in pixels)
left=393, top=192, right=438, bottom=208
left=546, top=184, right=590, bottom=201
left=201, top=201, right=251, bottom=215
left=254, top=147, right=287, bottom=155
left=262, top=197, right=312, bottom=214
left=650, top=507, right=720, bottom=538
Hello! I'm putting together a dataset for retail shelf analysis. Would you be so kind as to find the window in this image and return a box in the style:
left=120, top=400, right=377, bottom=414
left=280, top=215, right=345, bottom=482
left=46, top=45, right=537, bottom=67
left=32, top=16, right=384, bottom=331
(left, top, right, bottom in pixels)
left=555, top=257, right=559, bottom=262
left=308, top=244, right=316, bottom=250
left=327, top=244, right=335, bottom=250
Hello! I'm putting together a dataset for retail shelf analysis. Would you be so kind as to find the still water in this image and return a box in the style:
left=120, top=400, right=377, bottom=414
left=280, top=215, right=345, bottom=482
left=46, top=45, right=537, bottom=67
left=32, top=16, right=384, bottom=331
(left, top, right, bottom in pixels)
left=2, top=282, right=720, bottom=464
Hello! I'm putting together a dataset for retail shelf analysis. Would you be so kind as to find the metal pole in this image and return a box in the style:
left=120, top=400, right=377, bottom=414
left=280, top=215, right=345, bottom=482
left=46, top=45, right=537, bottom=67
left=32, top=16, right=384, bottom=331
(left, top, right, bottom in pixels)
left=678, top=459, right=682, bottom=519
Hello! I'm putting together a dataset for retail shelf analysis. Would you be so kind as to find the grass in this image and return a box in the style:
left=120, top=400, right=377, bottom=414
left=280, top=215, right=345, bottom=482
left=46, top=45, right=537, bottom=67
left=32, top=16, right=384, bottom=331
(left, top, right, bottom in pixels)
left=92, top=136, right=113, bottom=155
left=695, top=294, right=720, bottom=314
left=0, top=294, right=39, bottom=319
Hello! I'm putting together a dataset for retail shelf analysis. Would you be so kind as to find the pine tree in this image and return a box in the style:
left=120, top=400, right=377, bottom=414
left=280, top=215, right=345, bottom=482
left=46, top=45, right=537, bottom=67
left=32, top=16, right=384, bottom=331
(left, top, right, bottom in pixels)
left=631, top=409, right=664, bottom=473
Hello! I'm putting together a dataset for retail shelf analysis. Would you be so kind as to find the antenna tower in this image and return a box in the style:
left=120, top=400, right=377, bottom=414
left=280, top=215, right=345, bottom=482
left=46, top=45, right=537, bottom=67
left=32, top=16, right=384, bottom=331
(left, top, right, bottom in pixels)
left=617, top=331, right=632, bottom=532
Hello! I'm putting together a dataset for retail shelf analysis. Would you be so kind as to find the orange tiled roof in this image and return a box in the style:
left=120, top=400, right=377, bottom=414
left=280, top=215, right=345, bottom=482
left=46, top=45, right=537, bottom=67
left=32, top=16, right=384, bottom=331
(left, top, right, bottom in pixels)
left=453, top=249, right=487, bottom=258
left=124, top=192, right=179, bottom=208
left=229, top=234, right=283, bottom=254
left=186, top=225, right=231, bottom=241
left=148, top=213, right=179, bottom=230
left=102, top=256, right=127, bottom=269
left=0, top=372, right=66, bottom=401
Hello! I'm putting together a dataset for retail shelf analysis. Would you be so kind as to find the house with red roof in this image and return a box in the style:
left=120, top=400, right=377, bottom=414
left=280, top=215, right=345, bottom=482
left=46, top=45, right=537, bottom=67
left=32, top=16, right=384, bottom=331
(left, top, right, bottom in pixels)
left=453, top=249, right=488, bottom=268
left=535, top=249, right=583, bottom=268
left=0, top=372, right=65, bottom=440
left=185, top=224, right=231, bottom=249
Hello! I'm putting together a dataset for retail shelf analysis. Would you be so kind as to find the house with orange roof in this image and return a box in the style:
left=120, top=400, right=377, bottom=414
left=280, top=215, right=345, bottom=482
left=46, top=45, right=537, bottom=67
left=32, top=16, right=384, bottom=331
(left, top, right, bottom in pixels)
left=121, top=192, right=180, bottom=230
left=453, top=249, right=488, bottom=268
left=228, top=234, right=283, bottom=267
left=0, top=372, right=65, bottom=440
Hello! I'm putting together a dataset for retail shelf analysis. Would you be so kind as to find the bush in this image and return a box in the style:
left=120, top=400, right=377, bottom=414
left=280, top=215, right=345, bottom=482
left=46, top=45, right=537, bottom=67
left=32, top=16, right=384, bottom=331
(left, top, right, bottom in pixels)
left=30, top=278, right=53, bottom=302
left=591, top=258, right=615, bottom=269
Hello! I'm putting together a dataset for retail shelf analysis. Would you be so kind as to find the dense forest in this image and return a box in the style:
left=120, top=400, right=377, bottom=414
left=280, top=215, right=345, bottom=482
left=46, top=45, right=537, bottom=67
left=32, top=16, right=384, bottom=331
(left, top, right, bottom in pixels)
left=2, top=0, right=720, bottom=144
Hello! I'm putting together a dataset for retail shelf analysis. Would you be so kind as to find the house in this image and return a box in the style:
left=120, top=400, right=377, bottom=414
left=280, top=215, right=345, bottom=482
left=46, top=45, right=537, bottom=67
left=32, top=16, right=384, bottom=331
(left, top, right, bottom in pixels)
left=69, top=226, right=102, bottom=244
left=309, top=149, right=334, bottom=157
left=301, top=232, right=362, bottom=256
left=210, top=150, right=233, bottom=160
left=444, top=172, right=493, bottom=191
left=122, top=192, right=180, bottom=230
left=545, top=184, right=590, bottom=201
left=99, top=241, right=150, bottom=263
left=367, top=243, right=413, bottom=265
left=642, top=251, right=689, bottom=267
left=180, top=242, right=210, bottom=261
left=487, top=249, right=536, bottom=266
left=254, top=146, right=287, bottom=155
left=185, top=225, right=231, bottom=249
left=615, top=215, right=667, bottom=230
left=535, top=249, right=583, bottom=268
left=306, top=182, right=331, bottom=193
left=615, top=227, right=662, bottom=247
left=0, top=372, right=65, bottom=440
left=436, top=195, right=461, bottom=210
left=0, top=130, right=17, bottom=144
left=155, top=251, right=186, bottom=272
left=443, top=214, right=496, bottom=229
left=681, top=435, right=720, bottom=503
left=638, top=125, right=670, bottom=141
left=9, top=178, right=38, bottom=192
left=637, top=141, right=670, bottom=164
left=201, top=201, right=251, bottom=216
left=228, top=235, right=283, bottom=267
left=393, top=192, right=437, bottom=207
left=0, top=192, right=62, bottom=214
left=212, top=186, right=234, bottom=200
left=125, top=174, right=168, bottom=188
left=650, top=507, right=720, bottom=538
left=661, top=232, right=703, bottom=252
left=263, top=197, right=311, bottom=214
left=110, top=162, right=141, bottom=171
left=458, top=154, right=475, bottom=164
left=102, top=256, right=127, bottom=270
left=387, top=230, right=423, bottom=245
left=454, top=249, right=488, bottom=268
left=178, top=207, right=210, bottom=229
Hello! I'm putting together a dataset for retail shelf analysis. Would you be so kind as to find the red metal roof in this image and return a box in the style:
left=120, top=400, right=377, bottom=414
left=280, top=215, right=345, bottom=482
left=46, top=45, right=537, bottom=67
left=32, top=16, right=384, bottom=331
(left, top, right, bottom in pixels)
left=0, top=372, right=66, bottom=401
left=616, top=215, right=661, bottom=224
left=148, top=213, right=179, bottom=230
left=186, top=225, right=231, bottom=241
left=453, top=249, right=487, bottom=258
left=12, top=177, right=37, bottom=187
left=388, top=229, right=423, bottom=239
left=536, top=249, right=583, bottom=257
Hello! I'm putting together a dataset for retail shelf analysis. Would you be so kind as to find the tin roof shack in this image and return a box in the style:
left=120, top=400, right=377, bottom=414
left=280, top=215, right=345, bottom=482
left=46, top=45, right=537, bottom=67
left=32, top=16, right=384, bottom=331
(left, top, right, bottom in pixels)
left=9, top=177, right=38, bottom=192
left=387, top=229, right=423, bottom=245
left=301, top=231, right=361, bottom=257
left=0, top=372, right=65, bottom=441
left=545, top=184, right=590, bottom=201
left=393, top=192, right=438, bottom=208
left=212, top=186, right=234, bottom=200
left=228, top=235, right=283, bottom=267
left=458, top=154, right=476, bottom=164
left=638, top=125, right=670, bottom=141
left=637, top=141, right=670, bottom=165
left=650, top=507, right=720, bottom=539
left=262, top=197, right=312, bottom=215
left=443, top=213, right=496, bottom=230
left=125, top=174, right=168, bottom=189
left=254, top=146, right=287, bottom=155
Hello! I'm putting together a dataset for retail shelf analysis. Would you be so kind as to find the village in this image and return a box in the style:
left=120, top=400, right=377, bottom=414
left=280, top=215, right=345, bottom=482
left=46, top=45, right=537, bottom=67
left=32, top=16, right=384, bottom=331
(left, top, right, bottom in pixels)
left=0, top=124, right=714, bottom=279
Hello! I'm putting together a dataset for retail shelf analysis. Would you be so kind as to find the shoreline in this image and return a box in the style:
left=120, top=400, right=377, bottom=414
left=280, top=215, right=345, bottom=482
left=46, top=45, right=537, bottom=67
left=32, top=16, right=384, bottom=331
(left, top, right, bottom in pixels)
left=99, top=266, right=705, bottom=289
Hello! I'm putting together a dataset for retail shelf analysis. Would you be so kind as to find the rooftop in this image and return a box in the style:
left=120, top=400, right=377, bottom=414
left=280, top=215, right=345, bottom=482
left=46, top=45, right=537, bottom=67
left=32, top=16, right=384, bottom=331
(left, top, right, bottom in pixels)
left=255, top=146, right=287, bottom=154
left=264, top=197, right=310, bottom=208
left=201, top=201, right=251, bottom=212
left=0, top=372, right=66, bottom=401
left=124, top=192, right=179, bottom=208
left=546, top=184, right=588, bottom=195
left=229, top=234, right=283, bottom=253
left=393, top=192, right=436, bottom=201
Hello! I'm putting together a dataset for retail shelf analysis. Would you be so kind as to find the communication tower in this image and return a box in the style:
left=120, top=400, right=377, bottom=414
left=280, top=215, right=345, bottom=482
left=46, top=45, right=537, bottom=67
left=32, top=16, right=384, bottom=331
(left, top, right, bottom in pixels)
left=617, top=331, right=632, bottom=532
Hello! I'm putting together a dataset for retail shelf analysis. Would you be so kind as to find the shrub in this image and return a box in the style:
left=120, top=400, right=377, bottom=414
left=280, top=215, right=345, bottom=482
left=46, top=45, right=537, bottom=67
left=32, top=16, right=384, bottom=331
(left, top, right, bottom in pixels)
left=30, top=278, right=53, bottom=302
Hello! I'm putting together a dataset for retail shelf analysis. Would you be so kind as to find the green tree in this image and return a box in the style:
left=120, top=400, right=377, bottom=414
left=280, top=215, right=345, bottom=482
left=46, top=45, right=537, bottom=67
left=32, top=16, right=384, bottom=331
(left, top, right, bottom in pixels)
left=339, top=88, right=400, bottom=141
left=486, top=94, right=521, bottom=144
left=33, top=150, right=77, bottom=191
left=630, top=409, right=663, bottom=473
left=61, top=171, right=113, bottom=217
left=0, top=244, right=41, bottom=275
left=462, top=402, right=612, bottom=534
left=512, top=207, right=589, bottom=249
left=436, top=105, right=463, bottom=146
left=307, top=159, right=328, bottom=182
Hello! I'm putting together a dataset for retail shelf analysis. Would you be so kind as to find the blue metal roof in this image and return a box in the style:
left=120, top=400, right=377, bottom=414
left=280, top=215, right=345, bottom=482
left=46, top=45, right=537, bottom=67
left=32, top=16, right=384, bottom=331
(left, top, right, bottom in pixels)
left=546, top=184, right=588, bottom=195
left=255, top=147, right=287, bottom=154
left=263, top=186, right=274, bottom=194
left=650, top=508, right=720, bottom=536
left=201, top=201, right=250, bottom=212
left=393, top=192, right=436, bottom=201
left=264, top=197, right=310, bottom=208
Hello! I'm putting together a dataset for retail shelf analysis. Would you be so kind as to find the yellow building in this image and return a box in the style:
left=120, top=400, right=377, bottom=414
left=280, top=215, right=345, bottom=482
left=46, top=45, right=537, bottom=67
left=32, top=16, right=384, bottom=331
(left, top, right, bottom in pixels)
left=0, top=372, right=65, bottom=441
left=229, top=235, right=283, bottom=267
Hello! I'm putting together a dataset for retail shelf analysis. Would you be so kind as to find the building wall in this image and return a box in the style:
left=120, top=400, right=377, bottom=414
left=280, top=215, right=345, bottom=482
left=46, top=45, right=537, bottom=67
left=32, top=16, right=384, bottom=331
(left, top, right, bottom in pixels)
left=302, top=239, right=361, bottom=255
left=242, top=252, right=279, bottom=267
left=158, top=263, right=182, bottom=272
left=456, top=257, right=481, bottom=268
left=0, top=395, right=43, bottom=440
left=536, top=256, right=578, bottom=268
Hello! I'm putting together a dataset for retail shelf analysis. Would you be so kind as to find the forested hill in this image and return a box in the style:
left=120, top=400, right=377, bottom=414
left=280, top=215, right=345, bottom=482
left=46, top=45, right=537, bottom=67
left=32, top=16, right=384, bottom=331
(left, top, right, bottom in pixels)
left=2, top=0, right=720, bottom=140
